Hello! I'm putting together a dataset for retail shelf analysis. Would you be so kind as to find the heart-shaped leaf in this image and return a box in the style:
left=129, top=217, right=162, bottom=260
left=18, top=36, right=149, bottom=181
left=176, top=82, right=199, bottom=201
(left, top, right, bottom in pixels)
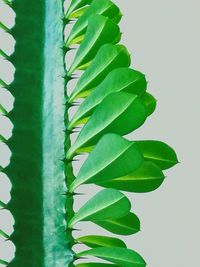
left=66, top=0, right=93, bottom=19
left=67, top=92, right=147, bottom=158
left=69, top=134, right=143, bottom=192
left=69, top=44, right=130, bottom=102
left=68, top=15, right=121, bottom=75
left=77, top=235, right=126, bottom=248
left=67, top=0, right=121, bottom=46
left=77, top=247, right=146, bottom=267
left=136, top=140, right=179, bottom=170
left=68, top=189, right=131, bottom=227
left=69, top=68, right=147, bottom=128
left=141, top=92, right=157, bottom=116
left=95, top=212, right=140, bottom=235
left=96, top=161, right=165, bottom=193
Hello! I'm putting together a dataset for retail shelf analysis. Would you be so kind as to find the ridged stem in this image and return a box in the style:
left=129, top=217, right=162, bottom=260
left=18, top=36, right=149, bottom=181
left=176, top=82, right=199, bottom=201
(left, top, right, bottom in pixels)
left=62, top=1, right=76, bottom=265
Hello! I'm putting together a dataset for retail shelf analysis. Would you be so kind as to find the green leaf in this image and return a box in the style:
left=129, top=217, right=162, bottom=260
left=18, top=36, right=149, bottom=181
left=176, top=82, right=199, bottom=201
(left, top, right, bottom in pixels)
left=69, top=68, right=147, bottom=128
left=68, top=189, right=131, bottom=227
left=96, top=161, right=165, bottom=193
left=141, top=92, right=157, bottom=116
left=77, top=235, right=126, bottom=248
left=67, top=0, right=121, bottom=46
left=77, top=247, right=146, bottom=267
left=136, top=140, right=179, bottom=170
left=68, top=15, right=121, bottom=75
left=76, top=264, right=118, bottom=267
left=69, top=134, right=143, bottom=192
left=69, top=44, right=130, bottom=102
left=68, top=6, right=89, bottom=19
left=66, top=0, right=93, bottom=19
left=67, top=92, right=147, bottom=158
left=95, top=212, right=140, bottom=236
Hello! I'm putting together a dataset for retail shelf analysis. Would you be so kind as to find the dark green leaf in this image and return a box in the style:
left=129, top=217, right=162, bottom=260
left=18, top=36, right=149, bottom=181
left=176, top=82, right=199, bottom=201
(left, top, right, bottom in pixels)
left=66, top=0, right=93, bottom=19
left=77, top=247, right=146, bottom=267
left=67, top=92, right=147, bottom=158
left=141, top=92, right=157, bottom=116
left=96, top=161, right=165, bottom=193
left=95, top=212, right=140, bottom=235
left=68, top=15, right=121, bottom=74
left=69, top=68, right=147, bottom=128
left=136, top=140, right=179, bottom=170
left=69, top=44, right=130, bottom=102
left=67, top=0, right=121, bottom=46
left=68, top=189, right=131, bottom=227
left=69, top=134, right=143, bottom=192
left=77, top=235, right=126, bottom=248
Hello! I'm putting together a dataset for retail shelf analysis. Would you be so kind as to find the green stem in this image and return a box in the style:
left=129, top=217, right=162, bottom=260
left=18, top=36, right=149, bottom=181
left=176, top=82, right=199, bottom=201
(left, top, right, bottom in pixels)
left=5, top=0, right=73, bottom=265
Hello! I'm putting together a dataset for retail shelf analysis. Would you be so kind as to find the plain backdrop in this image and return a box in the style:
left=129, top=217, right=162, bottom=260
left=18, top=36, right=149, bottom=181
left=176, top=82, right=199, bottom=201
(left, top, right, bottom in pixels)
left=0, top=0, right=200, bottom=266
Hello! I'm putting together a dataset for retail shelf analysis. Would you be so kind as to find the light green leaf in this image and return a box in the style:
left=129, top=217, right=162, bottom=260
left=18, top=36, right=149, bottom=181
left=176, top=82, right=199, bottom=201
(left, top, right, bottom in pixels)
left=96, top=161, right=165, bottom=193
left=69, top=68, right=147, bottom=128
left=69, top=44, right=130, bottom=102
left=68, top=15, right=121, bottom=75
left=95, top=212, right=140, bottom=236
left=67, top=0, right=121, bottom=46
left=141, top=92, right=157, bottom=116
left=77, top=247, right=146, bottom=267
left=66, top=0, right=93, bottom=19
left=77, top=235, right=126, bottom=248
left=76, top=264, right=118, bottom=267
left=67, top=92, right=147, bottom=159
left=136, top=140, right=179, bottom=170
left=68, top=189, right=131, bottom=227
left=69, top=134, right=143, bottom=192
left=68, top=6, right=89, bottom=19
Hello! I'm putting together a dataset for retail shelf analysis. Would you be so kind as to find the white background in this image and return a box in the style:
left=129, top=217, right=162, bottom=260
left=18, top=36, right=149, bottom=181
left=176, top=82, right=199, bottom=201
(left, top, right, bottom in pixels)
left=0, top=0, right=200, bottom=266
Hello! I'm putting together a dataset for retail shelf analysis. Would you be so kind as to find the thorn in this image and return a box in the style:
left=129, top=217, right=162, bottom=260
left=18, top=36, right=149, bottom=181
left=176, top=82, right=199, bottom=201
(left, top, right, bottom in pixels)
left=0, top=78, right=9, bottom=90
left=0, top=229, right=9, bottom=239
left=0, top=134, right=7, bottom=144
left=73, top=192, right=85, bottom=196
left=60, top=158, right=68, bottom=164
left=62, top=45, right=73, bottom=54
left=62, top=16, right=72, bottom=25
left=62, top=73, right=72, bottom=82
left=0, top=21, right=10, bottom=33
left=71, top=130, right=80, bottom=134
left=64, top=128, right=72, bottom=135
left=71, top=228, right=81, bottom=231
left=0, top=200, right=7, bottom=209
left=0, top=49, right=9, bottom=60
left=72, top=158, right=80, bottom=162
